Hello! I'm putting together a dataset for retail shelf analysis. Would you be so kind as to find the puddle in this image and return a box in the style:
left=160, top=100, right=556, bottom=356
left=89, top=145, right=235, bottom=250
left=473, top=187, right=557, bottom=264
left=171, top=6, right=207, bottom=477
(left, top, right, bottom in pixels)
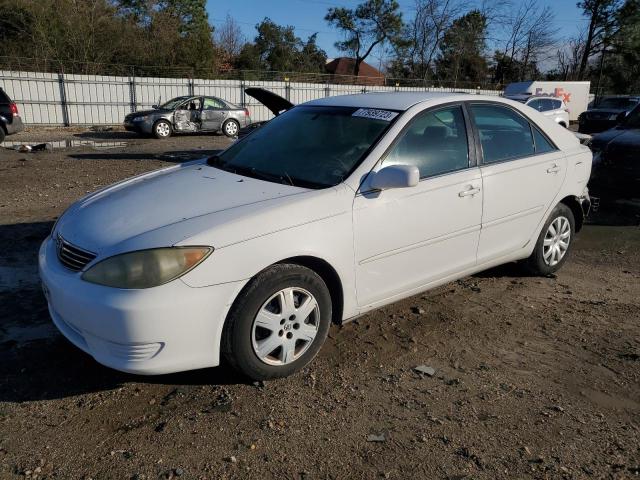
left=1, top=139, right=129, bottom=151
left=0, top=265, right=40, bottom=292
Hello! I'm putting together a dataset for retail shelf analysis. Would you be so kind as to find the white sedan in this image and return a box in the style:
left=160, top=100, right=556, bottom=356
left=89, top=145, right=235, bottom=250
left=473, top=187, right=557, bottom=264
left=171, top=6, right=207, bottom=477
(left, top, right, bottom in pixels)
left=39, top=92, right=592, bottom=380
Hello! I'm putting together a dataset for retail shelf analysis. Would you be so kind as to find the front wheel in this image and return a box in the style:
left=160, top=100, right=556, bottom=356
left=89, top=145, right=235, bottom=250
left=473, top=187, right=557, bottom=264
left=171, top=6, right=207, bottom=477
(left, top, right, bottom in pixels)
left=153, top=120, right=172, bottom=139
left=222, top=264, right=332, bottom=380
left=222, top=119, right=239, bottom=137
left=525, top=203, right=575, bottom=275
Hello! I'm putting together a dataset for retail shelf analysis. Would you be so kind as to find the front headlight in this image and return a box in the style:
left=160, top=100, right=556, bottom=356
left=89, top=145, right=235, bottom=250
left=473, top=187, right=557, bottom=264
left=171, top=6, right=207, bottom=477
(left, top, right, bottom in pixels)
left=82, top=247, right=212, bottom=289
left=133, top=116, right=148, bottom=122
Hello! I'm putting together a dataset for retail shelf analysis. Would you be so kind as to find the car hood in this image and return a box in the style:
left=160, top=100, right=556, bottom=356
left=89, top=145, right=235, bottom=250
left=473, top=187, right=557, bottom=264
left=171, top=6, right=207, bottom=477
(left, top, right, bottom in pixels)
left=56, top=160, right=309, bottom=255
left=584, top=108, right=628, bottom=116
left=591, top=127, right=640, bottom=150
left=244, top=88, right=294, bottom=116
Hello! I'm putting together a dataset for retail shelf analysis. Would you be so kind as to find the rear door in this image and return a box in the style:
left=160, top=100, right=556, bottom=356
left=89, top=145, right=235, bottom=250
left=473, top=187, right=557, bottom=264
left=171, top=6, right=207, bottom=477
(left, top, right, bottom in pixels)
left=201, top=97, right=229, bottom=131
left=469, top=103, right=567, bottom=264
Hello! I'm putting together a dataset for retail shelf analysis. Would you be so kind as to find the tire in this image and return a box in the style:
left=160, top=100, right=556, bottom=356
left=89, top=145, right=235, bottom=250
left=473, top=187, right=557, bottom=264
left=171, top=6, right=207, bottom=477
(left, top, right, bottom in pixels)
left=153, top=120, right=172, bottom=139
left=524, top=203, right=575, bottom=275
left=222, top=119, right=239, bottom=137
left=0, top=126, right=5, bottom=143
left=222, top=264, right=332, bottom=381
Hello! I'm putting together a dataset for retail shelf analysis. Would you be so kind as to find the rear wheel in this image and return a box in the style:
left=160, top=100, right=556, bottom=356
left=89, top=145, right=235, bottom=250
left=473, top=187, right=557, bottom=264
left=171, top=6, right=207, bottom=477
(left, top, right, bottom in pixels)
left=222, top=264, right=332, bottom=380
left=525, top=203, right=575, bottom=275
left=222, top=119, right=239, bottom=137
left=153, top=120, right=172, bottom=139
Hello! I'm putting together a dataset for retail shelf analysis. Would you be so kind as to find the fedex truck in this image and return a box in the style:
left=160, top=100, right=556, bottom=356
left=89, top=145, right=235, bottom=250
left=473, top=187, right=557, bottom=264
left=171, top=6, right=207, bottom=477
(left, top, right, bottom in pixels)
left=504, top=81, right=591, bottom=122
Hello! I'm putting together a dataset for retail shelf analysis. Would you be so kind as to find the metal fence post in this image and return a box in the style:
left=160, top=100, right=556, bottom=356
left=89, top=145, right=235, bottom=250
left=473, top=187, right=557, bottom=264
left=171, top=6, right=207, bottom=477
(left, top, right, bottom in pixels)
left=239, top=80, right=245, bottom=107
left=58, top=71, right=70, bottom=127
left=129, top=73, right=137, bottom=113
left=188, top=77, right=195, bottom=96
left=285, top=79, right=291, bottom=102
left=324, top=83, right=330, bottom=98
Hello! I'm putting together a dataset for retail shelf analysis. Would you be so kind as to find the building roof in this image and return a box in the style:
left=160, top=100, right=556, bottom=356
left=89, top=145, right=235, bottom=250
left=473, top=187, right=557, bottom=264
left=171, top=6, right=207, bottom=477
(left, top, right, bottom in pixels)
left=325, top=57, right=384, bottom=78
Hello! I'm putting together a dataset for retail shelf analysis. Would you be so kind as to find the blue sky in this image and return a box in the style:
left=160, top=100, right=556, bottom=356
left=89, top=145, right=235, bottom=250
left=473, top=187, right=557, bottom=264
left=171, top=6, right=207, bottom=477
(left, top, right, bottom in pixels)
left=206, top=0, right=588, bottom=69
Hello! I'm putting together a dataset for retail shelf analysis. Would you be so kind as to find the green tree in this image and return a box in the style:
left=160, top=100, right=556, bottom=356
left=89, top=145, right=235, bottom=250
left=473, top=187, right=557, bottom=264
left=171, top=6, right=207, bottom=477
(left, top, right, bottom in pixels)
left=234, top=18, right=326, bottom=73
left=598, top=0, right=640, bottom=92
left=435, top=10, right=488, bottom=86
left=576, top=0, right=623, bottom=79
left=325, top=0, right=404, bottom=76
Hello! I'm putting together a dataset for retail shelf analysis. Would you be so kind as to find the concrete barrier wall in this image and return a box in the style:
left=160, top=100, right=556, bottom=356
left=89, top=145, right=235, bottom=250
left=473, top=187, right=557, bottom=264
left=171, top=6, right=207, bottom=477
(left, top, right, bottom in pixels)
left=0, top=70, right=503, bottom=126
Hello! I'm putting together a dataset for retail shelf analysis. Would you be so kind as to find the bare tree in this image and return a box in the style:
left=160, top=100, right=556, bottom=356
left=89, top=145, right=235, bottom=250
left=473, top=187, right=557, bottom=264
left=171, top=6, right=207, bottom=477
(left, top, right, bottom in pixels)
left=405, top=0, right=468, bottom=80
left=495, top=0, right=559, bottom=82
left=214, top=14, right=245, bottom=63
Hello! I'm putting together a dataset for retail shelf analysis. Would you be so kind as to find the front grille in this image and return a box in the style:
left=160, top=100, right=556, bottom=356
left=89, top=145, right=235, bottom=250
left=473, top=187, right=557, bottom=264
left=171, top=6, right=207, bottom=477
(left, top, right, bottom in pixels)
left=56, top=235, right=97, bottom=271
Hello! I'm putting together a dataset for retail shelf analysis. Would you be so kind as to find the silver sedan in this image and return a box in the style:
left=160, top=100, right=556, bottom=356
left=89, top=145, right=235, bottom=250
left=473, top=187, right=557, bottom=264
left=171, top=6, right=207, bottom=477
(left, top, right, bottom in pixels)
left=124, top=95, right=251, bottom=139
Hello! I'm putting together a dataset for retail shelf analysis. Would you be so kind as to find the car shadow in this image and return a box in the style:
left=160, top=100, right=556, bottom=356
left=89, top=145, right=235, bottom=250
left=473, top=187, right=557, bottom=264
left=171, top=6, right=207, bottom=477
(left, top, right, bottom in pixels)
left=0, top=220, right=250, bottom=403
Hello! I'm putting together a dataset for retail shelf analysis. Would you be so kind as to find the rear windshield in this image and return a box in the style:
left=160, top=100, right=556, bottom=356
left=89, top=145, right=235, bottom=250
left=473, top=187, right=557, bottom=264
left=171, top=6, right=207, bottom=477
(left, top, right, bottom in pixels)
left=210, top=106, right=397, bottom=188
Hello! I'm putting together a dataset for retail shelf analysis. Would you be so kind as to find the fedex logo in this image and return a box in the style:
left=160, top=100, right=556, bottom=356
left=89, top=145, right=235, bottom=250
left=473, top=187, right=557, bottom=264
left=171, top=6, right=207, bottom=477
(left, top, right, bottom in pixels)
left=535, top=87, right=572, bottom=103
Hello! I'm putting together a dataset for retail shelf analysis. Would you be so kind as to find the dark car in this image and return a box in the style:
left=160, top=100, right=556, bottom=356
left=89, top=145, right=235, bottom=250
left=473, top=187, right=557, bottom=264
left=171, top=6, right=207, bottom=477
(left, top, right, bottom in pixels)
left=578, top=96, right=640, bottom=134
left=237, top=88, right=294, bottom=139
left=123, top=95, right=251, bottom=139
left=589, top=104, right=640, bottom=196
left=0, top=87, right=25, bottom=142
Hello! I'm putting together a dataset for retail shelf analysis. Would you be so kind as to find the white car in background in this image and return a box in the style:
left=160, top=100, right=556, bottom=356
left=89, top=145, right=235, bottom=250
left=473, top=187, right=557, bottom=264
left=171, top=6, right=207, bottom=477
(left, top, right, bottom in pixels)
left=39, top=92, right=592, bottom=381
left=506, top=94, right=570, bottom=128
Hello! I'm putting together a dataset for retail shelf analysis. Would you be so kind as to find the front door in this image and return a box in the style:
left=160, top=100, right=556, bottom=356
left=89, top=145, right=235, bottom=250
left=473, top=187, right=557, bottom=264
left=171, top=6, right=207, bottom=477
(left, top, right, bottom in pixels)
left=468, top=103, right=567, bottom=264
left=201, top=97, right=229, bottom=131
left=353, top=104, right=483, bottom=308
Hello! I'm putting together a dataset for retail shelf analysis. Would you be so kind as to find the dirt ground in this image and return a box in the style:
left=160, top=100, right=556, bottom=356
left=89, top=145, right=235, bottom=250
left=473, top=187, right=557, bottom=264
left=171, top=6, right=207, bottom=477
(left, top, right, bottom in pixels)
left=0, top=128, right=639, bottom=480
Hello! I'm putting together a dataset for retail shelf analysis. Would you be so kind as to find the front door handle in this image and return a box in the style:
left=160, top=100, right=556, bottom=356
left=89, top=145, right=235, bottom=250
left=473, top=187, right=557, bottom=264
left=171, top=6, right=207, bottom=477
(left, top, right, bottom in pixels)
left=547, top=164, right=561, bottom=174
left=458, top=186, right=481, bottom=197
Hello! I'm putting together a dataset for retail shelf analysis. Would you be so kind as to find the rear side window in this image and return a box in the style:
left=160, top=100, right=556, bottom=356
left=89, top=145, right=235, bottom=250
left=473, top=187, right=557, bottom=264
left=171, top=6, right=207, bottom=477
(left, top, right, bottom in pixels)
left=552, top=99, right=563, bottom=110
left=470, top=104, right=535, bottom=163
left=383, top=105, right=469, bottom=178
left=527, top=99, right=543, bottom=111
left=0, top=88, right=10, bottom=103
left=203, top=97, right=226, bottom=110
left=532, top=127, right=556, bottom=154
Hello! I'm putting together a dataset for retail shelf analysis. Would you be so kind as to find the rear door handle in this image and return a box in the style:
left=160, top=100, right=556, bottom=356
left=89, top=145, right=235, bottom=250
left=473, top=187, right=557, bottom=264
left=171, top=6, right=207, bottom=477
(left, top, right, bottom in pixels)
left=547, top=164, right=561, bottom=174
left=458, top=186, right=481, bottom=197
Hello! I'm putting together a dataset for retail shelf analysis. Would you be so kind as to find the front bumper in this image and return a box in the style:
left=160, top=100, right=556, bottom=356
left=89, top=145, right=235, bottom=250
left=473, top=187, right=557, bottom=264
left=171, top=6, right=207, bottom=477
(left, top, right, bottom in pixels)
left=39, top=236, right=243, bottom=375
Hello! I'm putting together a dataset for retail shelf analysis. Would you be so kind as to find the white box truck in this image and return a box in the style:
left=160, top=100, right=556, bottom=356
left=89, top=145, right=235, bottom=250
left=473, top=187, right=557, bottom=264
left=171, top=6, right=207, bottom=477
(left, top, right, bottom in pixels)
left=504, top=81, right=591, bottom=122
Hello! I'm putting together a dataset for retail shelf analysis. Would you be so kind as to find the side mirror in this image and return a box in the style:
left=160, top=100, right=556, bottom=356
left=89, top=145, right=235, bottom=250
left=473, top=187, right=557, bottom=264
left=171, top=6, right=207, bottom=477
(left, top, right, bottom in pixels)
left=369, top=164, right=420, bottom=190
left=152, top=105, right=159, bottom=109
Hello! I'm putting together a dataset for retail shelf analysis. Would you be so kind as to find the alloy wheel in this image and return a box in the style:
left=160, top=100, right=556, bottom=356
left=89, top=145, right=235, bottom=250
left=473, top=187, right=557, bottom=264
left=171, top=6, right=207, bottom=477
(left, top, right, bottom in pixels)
left=543, top=216, right=571, bottom=266
left=251, top=287, right=320, bottom=366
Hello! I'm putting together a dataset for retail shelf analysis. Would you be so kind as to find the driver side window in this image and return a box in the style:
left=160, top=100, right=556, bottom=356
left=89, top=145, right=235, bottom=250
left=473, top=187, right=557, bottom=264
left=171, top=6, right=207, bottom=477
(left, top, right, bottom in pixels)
left=383, top=105, right=470, bottom=179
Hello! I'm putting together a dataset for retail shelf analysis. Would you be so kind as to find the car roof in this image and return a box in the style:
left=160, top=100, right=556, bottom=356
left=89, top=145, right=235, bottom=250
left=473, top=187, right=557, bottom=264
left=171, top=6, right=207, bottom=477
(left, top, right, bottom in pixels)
left=304, top=91, right=484, bottom=111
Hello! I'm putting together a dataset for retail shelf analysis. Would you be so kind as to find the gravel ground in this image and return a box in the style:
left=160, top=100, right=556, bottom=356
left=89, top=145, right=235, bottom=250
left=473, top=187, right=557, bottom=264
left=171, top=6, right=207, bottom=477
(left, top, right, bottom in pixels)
left=0, top=128, right=639, bottom=480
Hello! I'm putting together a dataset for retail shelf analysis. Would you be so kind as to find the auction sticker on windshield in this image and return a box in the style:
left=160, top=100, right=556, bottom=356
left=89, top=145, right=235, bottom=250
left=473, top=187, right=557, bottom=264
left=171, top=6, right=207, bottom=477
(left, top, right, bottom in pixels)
left=352, top=108, right=399, bottom=121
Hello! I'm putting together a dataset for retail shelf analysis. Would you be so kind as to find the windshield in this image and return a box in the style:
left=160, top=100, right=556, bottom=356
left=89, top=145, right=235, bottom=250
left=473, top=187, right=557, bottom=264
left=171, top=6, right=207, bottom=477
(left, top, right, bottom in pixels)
left=622, top=105, right=640, bottom=128
left=159, top=97, right=190, bottom=110
left=596, top=98, right=638, bottom=110
left=209, top=106, right=397, bottom=188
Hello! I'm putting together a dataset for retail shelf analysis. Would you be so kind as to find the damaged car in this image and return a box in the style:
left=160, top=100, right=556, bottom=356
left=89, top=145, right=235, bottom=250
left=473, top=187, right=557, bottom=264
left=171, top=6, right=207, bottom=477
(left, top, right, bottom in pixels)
left=124, top=96, right=251, bottom=139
